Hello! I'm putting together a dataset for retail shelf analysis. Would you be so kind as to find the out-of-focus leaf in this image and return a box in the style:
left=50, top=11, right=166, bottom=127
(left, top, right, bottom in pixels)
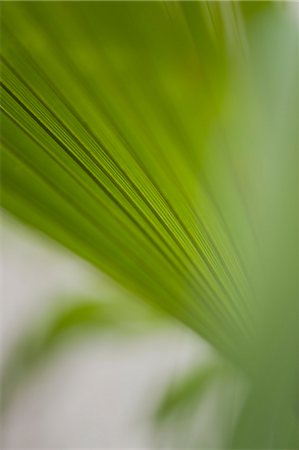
left=228, top=5, right=299, bottom=448
left=152, top=360, right=244, bottom=448
left=154, top=362, right=224, bottom=423
left=1, top=296, right=164, bottom=411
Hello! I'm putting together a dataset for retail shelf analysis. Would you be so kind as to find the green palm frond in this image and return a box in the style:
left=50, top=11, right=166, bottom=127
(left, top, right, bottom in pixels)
left=1, top=1, right=257, bottom=358
left=1, top=3, right=298, bottom=446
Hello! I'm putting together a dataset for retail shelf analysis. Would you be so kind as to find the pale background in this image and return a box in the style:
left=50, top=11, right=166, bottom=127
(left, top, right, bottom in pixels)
left=1, top=213, right=209, bottom=449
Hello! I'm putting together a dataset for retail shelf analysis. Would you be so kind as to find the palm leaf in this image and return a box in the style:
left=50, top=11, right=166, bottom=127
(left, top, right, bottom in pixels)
left=0, top=1, right=256, bottom=358
left=1, top=2, right=298, bottom=446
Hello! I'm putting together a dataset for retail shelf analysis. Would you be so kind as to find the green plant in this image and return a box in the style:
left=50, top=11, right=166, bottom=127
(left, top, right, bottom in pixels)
left=1, top=2, right=298, bottom=448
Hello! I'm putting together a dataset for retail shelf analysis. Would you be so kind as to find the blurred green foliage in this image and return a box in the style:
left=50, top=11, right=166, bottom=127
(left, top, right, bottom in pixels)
left=1, top=295, right=164, bottom=412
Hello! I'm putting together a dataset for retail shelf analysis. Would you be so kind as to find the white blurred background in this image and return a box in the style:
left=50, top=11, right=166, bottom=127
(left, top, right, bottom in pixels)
left=1, top=212, right=209, bottom=449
